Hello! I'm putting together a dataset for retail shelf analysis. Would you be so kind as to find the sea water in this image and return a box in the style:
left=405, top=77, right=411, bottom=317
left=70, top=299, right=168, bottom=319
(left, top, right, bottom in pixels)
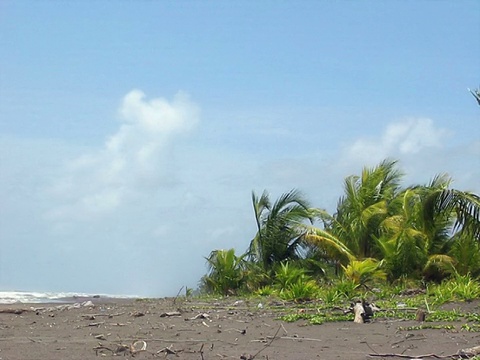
left=0, top=290, right=138, bottom=304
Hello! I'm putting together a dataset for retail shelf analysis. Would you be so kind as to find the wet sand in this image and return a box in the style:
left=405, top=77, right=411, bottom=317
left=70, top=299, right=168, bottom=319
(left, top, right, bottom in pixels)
left=0, top=297, right=479, bottom=359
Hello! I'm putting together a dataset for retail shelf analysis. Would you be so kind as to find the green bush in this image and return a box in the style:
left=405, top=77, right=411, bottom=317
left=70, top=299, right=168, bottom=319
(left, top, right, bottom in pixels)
left=279, top=278, right=320, bottom=302
left=274, top=262, right=309, bottom=291
left=428, top=274, right=480, bottom=304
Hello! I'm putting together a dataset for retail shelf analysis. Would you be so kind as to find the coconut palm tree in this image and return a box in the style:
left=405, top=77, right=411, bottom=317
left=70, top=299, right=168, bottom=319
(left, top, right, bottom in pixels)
left=375, top=174, right=453, bottom=279
left=423, top=187, right=480, bottom=277
left=204, top=248, right=246, bottom=295
left=378, top=173, right=480, bottom=280
left=248, top=189, right=312, bottom=273
left=377, top=188, right=430, bottom=279
left=424, top=188, right=480, bottom=240
left=303, top=224, right=355, bottom=276
left=448, top=232, right=480, bottom=276
left=329, top=159, right=403, bottom=259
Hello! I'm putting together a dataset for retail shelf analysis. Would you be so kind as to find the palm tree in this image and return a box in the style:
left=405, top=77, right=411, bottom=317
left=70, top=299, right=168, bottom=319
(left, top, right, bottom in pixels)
left=376, top=174, right=453, bottom=279
left=303, top=224, right=355, bottom=276
left=377, top=188, right=430, bottom=279
left=424, top=188, right=480, bottom=240
left=468, top=87, right=480, bottom=106
left=423, top=187, right=480, bottom=278
left=248, top=189, right=312, bottom=272
left=329, top=159, right=403, bottom=259
left=448, top=232, right=480, bottom=276
left=200, top=160, right=480, bottom=292
left=204, top=249, right=246, bottom=295
left=377, top=173, right=480, bottom=280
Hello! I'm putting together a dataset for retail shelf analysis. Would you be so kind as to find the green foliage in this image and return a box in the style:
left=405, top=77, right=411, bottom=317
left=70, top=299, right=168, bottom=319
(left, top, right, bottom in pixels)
left=203, top=249, right=246, bottom=295
left=200, top=159, right=480, bottom=295
left=274, top=279, right=480, bottom=326
left=427, top=274, right=480, bottom=305
left=425, top=189, right=480, bottom=241
left=332, top=159, right=403, bottom=259
left=398, top=324, right=456, bottom=331
left=426, top=309, right=461, bottom=322
left=332, top=279, right=360, bottom=300
left=280, top=311, right=352, bottom=324
left=321, top=288, right=344, bottom=305
left=242, top=261, right=271, bottom=292
left=423, top=254, right=456, bottom=282
left=279, top=278, right=320, bottom=302
left=449, top=232, right=480, bottom=276
left=373, top=282, right=407, bottom=299
left=341, top=258, right=386, bottom=287
left=270, top=262, right=320, bottom=301
left=248, top=189, right=312, bottom=272
left=254, top=285, right=277, bottom=297
left=273, top=262, right=309, bottom=291
left=303, top=226, right=355, bottom=265
left=461, top=323, right=480, bottom=332
left=452, top=275, right=480, bottom=301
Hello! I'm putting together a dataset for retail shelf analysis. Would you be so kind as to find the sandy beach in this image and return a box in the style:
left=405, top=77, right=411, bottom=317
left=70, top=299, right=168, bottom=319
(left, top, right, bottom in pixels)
left=1, top=297, right=480, bottom=360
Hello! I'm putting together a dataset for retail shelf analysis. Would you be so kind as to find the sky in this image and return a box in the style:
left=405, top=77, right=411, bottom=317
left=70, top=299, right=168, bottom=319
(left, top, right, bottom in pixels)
left=0, top=1, right=479, bottom=297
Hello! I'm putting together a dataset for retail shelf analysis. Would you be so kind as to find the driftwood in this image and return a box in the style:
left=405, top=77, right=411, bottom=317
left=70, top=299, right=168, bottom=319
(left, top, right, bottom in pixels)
left=159, top=311, right=182, bottom=317
left=369, top=352, right=450, bottom=359
left=458, top=345, right=480, bottom=358
left=368, top=344, right=480, bottom=359
left=86, top=321, right=106, bottom=327
left=130, top=311, right=145, bottom=317
left=353, top=302, right=366, bottom=323
left=157, top=344, right=178, bottom=355
left=348, top=300, right=379, bottom=323
left=188, top=313, right=210, bottom=321
left=0, top=308, right=30, bottom=315
left=82, top=312, right=125, bottom=318
left=93, top=340, right=147, bottom=356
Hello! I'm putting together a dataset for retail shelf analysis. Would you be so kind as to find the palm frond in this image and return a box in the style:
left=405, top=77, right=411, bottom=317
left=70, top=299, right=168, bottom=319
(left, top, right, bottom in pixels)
left=303, top=227, right=355, bottom=263
left=426, top=189, right=480, bottom=239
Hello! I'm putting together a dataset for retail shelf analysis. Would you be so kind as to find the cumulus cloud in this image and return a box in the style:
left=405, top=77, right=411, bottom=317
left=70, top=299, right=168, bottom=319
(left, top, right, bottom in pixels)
left=328, top=117, right=480, bottom=195
left=344, top=118, right=449, bottom=166
left=47, top=90, right=200, bottom=222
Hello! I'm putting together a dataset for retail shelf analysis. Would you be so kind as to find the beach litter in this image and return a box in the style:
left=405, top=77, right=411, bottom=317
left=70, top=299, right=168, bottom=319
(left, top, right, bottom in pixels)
left=93, top=340, right=147, bottom=357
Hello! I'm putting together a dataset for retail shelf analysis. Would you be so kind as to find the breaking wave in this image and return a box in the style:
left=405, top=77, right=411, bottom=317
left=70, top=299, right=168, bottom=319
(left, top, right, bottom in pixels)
left=0, top=291, right=138, bottom=304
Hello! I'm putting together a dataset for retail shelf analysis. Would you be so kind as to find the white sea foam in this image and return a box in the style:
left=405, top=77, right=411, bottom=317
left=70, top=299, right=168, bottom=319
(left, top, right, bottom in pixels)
left=0, top=291, right=138, bottom=304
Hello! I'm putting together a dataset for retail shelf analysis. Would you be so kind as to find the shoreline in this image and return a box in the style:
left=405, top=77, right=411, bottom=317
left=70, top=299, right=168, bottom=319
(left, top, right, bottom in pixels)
left=0, top=290, right=141, bottom=306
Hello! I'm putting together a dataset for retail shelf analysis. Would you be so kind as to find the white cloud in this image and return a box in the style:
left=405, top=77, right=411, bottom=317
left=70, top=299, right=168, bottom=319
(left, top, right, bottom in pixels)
left=344, top=118, right=449, bottom=165
left=46, top=90, right=200, bottom=222
left=331, top=117, right=479, bottom=195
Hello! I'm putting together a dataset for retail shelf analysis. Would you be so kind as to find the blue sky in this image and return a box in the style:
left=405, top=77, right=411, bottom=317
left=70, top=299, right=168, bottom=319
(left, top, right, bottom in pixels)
left=0, top=1, right=479, bottom=296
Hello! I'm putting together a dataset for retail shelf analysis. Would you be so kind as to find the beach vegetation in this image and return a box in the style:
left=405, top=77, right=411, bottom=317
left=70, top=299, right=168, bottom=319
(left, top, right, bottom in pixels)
left=203, top=248, right=247, bottom=295
left=279, top=278, right=320, bottom=302
left=199, top=159, right=480, bottom=303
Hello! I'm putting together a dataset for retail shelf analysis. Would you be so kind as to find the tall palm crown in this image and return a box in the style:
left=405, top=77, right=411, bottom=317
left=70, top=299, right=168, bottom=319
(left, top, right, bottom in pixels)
left=376, top=174, right=452, bottom=278
left=248, top=189, right=312, bottom=272
left=424, top=188, right=480, bottom=241
left=331, top=159, right=403, bottom=259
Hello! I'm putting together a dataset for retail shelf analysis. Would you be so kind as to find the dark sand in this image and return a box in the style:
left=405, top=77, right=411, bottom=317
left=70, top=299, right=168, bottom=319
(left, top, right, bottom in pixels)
left=1, top=297, right=479, bottom=359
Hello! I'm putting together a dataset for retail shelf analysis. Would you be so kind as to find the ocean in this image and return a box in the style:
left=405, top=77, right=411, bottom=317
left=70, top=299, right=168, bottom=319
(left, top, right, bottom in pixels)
left=0, top=290, right=139, bottom=304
